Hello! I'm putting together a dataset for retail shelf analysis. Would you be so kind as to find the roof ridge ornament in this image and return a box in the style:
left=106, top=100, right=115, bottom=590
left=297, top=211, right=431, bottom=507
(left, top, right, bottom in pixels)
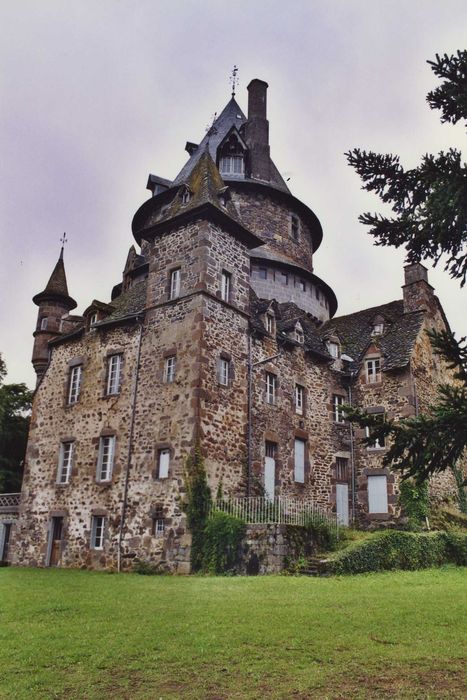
left=59, top=232, right=68, bottom=259
left=229, top=65, right=239, bottom=98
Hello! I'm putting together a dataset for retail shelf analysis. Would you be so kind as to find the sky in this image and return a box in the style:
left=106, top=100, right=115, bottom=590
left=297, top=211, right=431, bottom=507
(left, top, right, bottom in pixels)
left=1, top=0, right=466, bottom=387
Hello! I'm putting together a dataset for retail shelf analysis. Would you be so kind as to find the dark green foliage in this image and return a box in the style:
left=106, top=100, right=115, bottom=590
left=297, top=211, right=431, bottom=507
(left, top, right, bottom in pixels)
left=330, top=530, right=467, bottom=575
left=346, top=51, right=467, bottom=286
left=201, top=512, right=245, bottom=574
left=0, top=355, right=32, bottom=493
left=183, top=447, right=212, bottom=572
left=305, top=514, right=340, bottom=552
left=346, top=330, right=467, bottom=483
left=132, top=559, right=167, bottom=575
left=398, top=479, right=429, bottom=528
left=452, top=462, right=467, bottom=513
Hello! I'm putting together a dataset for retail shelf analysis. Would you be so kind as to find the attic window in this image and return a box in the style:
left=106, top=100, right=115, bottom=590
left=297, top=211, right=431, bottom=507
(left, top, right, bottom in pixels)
left=327, top=341, right=340, bottom=359
left=181, top=189, right=191, bottom=205
left=372, top=322, right=384, bottom=336
left=265, top=313, right=275, bottom=334
left=219, top=155, right=244, bottom=175
left=89, top=313, right=98, bottom=327
left=294, top=324, right=304, bottom=344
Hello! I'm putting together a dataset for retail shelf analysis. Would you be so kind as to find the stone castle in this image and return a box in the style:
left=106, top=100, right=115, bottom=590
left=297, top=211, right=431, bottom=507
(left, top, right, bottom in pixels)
left=6, top=79, right=457, bottom=571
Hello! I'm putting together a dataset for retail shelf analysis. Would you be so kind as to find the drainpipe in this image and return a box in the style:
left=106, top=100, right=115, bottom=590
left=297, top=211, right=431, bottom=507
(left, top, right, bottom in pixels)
left=347, top=382, right=357, bottom=524
left=117, top=317, right=144, bottom=572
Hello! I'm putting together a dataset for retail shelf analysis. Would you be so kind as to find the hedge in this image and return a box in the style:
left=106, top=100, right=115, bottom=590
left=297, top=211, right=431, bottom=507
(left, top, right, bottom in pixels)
left=330, top=530, right=467, bottom=575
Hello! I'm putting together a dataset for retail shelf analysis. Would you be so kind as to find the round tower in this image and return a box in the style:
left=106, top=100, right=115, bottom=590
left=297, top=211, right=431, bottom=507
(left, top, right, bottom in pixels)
left=32, top=247, right=77, bottom=382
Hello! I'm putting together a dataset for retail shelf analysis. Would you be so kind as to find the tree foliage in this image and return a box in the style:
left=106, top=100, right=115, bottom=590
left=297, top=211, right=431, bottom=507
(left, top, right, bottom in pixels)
left=346, top=50, right=467, bottom=286
left=184, top=446, right=212, bottom=572
left=0, top=355, right=32, bottom=492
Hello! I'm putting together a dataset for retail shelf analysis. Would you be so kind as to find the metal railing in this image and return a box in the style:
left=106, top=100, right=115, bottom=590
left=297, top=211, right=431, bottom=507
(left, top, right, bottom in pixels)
left=211, top=496, right=338, bottom=531
left=0, top=493, right=21, bottom=513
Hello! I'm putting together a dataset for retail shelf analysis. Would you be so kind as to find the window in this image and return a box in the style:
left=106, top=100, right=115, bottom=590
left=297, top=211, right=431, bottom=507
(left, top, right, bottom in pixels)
left=327, top=341, right=339, bottom=359
left=365, top=358, right=381, bottom=383
left=366, top=414, right=386, bottom=449
left=219, top=155, right=244, bottom=175
left=372, top=323, right=384, bottom=336
left=97, top=436, right=115, bottom=481
left=164, top=355, right=176, bottom=383
left=40, top=316, right=48, bottom=330
left=106, top=354, right=122, bottom=395
left=294, top=438, right=305, bottom=483
left=57, top=441, right=74, bottom=484
left=336, top=457, right=349, bottom=481
left=221, top=271, right=231, bottom=302
left=280, top=272, right=288, bottom=286
left=68, top=365, right=82, bottom=404
left=333, top=395, right=345, bottom=423
left=291, top=214, right=300, bottom=240
left=157, top=448, right=170, bottom=479
left=89, top=313, right=98, bottom=327
left=266, top=372, right=277, bottom=405
left=297, top=279, right=306, bottom=292
left=152, top=506, right=165, bottom=536
left=91, top=516, right=105, bottom=549
left=219, top=358, right=229, bottom=386
left=265, top=313, right=274, bottom=334
left=295, top=384, right=304, bottom=414
left=169, top=268, right=181, bottom=300
left=368, top=475, right=388, bottom=513
left=294, top=325, right=304, bottom=344
left=258, top=267, right=267, bottom=280
left=181, top=188, right=191, bottom=204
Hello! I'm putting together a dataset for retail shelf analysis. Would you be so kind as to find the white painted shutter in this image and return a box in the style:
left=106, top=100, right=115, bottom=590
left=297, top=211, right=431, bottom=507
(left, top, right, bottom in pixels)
left=264, top=456, right=275, bottom=500
left=368, top=475, right=388, bottom=513
left=158, top=450, right=170, bottom=479
left=336, top=483, right=349, bottom=526
left=294, top=439, right=305, bottom=483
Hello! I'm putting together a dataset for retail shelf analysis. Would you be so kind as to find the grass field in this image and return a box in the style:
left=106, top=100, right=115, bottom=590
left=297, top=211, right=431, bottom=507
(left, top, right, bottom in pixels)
left=0, top=567, right=466, bottom=699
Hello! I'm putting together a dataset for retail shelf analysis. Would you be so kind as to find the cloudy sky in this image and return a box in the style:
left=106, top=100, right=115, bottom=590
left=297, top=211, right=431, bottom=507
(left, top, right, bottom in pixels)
left=1, top=0, right=466, bottom=387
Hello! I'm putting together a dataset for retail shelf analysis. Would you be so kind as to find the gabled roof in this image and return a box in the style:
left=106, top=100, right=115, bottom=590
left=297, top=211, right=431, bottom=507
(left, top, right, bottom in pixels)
left=321, top=300, right=425, bottom=371
left=95, top=279, right=147, bottom=327
left=33, top=248, right=77, bottom=310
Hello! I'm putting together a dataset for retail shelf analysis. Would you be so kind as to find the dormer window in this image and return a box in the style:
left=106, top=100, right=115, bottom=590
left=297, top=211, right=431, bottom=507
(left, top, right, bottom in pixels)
left=219, top=155, right=244, bottom=175
left=89, top=313, right=98, bottom=327
left=327, top=341, right=340, bottom=359
left=181, top=188, right=191, bottom=205
left=371, top=316, right=385, bottom=336
left=265, top=312, right=275, bottom=334
left=294, top=323, right=304, bottom=344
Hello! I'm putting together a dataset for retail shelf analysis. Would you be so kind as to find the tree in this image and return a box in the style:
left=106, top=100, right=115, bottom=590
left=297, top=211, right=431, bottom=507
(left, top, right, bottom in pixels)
left=0, top=355, right=32, bottom=492
left=346, top=51, right=467, bottom=286
left=346, top=52, right=467, bottom=485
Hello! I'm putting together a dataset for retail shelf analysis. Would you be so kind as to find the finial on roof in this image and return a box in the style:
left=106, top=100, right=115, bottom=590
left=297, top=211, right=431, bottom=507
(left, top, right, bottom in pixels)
left=229, top=65, right=239, bottom=97
left=59, top=232, right=68, bottom=259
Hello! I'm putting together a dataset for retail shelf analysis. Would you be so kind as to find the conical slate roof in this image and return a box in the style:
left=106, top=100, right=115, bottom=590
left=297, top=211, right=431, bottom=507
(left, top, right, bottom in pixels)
left=33, top=248, right=77, bottom=310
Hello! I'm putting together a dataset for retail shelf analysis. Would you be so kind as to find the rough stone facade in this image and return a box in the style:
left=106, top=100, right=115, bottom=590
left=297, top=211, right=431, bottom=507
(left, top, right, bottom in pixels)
left=10, top=78, right=463, bottom=572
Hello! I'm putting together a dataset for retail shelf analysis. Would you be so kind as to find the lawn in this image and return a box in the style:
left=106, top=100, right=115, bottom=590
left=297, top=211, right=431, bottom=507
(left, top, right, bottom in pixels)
left=0, top=567, right=466, bottom=699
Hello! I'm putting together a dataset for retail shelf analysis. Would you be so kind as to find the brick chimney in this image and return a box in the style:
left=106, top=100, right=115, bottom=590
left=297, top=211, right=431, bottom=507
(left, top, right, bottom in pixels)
left=402, top=262, right=435, bottom=313
left=245, top=79, right=271, bottom=182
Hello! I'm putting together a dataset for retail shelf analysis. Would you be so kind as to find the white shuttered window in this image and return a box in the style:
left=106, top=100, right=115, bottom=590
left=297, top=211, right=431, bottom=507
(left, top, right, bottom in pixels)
left=294, top=438, right=305, bottom=483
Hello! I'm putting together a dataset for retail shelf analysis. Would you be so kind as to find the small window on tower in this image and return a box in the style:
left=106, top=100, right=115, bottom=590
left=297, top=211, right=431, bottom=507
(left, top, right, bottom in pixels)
left=291, top=215, right=300, bottom=241
left=152, top=505, right=165, bottom=537
left=169, top=268, right=181, bottom=300
left=40, top=316, right=48, bottom=331
left=221, top=271, right=231, bottom=302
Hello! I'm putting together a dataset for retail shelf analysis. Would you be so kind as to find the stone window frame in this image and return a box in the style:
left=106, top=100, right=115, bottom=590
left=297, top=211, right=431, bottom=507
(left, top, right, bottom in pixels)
left=151, top=504, right=166, bottom=537
left=40, top=316, right=48, bottom=331
left=332, top=394, right=346, bottom=423
left=265, top=311, right=275, bottom=335
left=365, top=356, right=382, bottom=384
left=293, top=437, right=306, bottom=483
left=105, top=352, right=123, bottom=396
left=335, top=456, right=349, bottom=481
left=90, top=514, right=106, bottom=550
left=265, top=371, right=278, bottom=406
left=326, top=339, right=340, bottom=359
left=217, top=350, right=233, bottom=387
left=220, top=269, right=232, bottom=303
left=154, top=445, right=172, bottom=480
left=168, top=267, right=181, bottom=301
left=294, top=383, right=305, bottom=416
left=365, top=406, right=386, bottom=450
left=56, top=439, right=75, bottom=485
left=96, top=434, right=116, bottom=483
left=66, top=357, right=85, bottom=406
left=290, top=213, right=300, bottom=241
left=163, top=352, right=177, bottom=384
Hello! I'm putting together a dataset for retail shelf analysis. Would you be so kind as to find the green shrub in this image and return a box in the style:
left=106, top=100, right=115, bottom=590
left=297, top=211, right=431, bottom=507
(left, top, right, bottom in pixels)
left=183, top=447, right=212, bottom=572
left=305, top=515, right=340, bottom=552
left=202, top=512, right=246, bottom=574
left=398, top=479, right=429, bottom=528
left=330, top=530, right=467, bottom=575
left=132, top=559, right=167, bottom=575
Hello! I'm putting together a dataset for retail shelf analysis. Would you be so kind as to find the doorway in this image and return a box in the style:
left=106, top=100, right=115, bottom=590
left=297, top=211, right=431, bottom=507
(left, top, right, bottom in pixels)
left=336, top=483, right=349, bottom=526
left=264, top=441, right=276, bottom=501
left=47, top=517, right=63, bottom=567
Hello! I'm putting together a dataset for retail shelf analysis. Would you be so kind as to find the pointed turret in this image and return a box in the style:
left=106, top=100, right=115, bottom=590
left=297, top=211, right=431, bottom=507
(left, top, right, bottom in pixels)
left=32, top=248, right=77, bottom=383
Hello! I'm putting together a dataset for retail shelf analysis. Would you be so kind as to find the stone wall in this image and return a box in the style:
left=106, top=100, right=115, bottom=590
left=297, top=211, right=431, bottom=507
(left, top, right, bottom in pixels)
left=237, top=523, right=315, bottom=574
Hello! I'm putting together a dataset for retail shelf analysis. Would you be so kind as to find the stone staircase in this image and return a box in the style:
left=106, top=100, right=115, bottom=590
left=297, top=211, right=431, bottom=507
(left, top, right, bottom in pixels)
left=299, top=556, right=333, bottom=577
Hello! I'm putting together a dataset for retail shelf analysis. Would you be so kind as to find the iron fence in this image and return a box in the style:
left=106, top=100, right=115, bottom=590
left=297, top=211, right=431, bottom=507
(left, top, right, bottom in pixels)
left=0, top=493, right=21, bottom=513
left=211, top=496, right=338, bottom=531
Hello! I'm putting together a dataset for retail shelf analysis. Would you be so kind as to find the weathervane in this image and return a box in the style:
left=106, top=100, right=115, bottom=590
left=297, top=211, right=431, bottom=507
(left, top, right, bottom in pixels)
left=229, top=65, right=239, bottom=97
left=60, top=232, right=68, bottom=255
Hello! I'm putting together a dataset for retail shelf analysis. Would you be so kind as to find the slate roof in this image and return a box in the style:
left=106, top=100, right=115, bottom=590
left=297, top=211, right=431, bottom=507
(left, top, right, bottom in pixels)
left=96, top=279, right=147, bottom=327
left=172, top=96, right=290, bottom=194
left=321, top=300, right=425, bottom=371
left=33, top=248, right=77, bottom=310
left=250, top=291, right=330, bottom=360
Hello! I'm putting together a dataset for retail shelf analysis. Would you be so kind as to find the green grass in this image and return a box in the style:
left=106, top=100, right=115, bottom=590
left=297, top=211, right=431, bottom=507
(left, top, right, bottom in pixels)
left=0, top=567, right=466, bottom=699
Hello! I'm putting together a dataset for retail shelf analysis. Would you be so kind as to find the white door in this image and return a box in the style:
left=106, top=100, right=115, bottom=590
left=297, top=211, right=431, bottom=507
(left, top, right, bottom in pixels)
left=368, top=475, right=388, bottom=513
left=336, top=483, right=349, bottom=526
left=264, top=456, right=275, bottom=500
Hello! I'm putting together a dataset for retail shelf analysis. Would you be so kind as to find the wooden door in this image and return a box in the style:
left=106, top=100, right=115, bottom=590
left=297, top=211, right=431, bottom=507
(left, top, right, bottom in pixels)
left=49, top=517, right=63, bottom=566
left=336, top=484, right=349, bottom=526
